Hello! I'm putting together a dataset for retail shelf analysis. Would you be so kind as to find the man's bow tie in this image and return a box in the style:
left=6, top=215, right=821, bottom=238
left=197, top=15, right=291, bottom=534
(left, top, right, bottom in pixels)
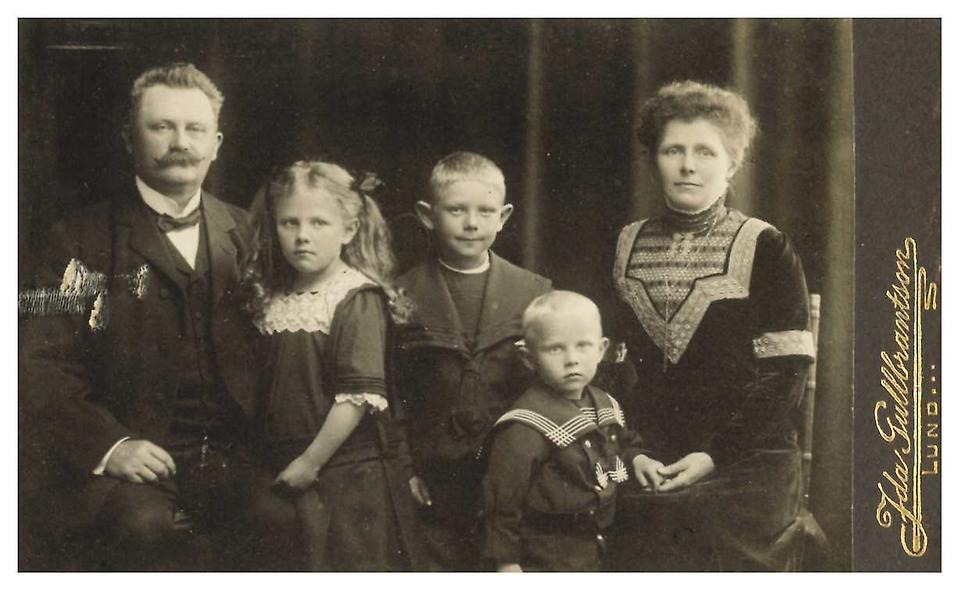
left=157, top=208, right=202, bottom=232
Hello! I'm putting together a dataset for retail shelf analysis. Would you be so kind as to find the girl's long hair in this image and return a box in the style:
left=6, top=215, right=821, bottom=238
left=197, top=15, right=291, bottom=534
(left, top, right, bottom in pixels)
left=242, top=160, right=397, bottom=318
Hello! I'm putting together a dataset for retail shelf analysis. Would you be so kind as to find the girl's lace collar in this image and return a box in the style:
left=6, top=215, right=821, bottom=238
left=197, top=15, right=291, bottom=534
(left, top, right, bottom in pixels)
left=255, top=267, right=375, bottom=335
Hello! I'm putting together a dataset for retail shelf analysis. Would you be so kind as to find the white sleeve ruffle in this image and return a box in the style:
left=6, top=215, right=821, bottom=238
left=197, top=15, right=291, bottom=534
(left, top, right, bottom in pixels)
left=334, top=392, right=389, bottom=413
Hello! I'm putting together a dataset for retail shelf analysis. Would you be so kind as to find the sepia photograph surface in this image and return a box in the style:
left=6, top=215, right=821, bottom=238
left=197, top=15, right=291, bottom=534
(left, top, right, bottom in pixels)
left=16, top=18, right=939, bottom=573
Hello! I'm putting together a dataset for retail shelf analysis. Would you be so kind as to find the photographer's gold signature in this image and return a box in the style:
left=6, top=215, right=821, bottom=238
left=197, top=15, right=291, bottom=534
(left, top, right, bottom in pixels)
left=875, top=237, right=938, bottom=558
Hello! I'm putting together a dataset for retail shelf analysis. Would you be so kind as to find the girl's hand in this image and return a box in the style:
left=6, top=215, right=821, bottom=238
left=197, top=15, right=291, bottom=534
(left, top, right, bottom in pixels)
left=274, top=454, right=322, bottom=493
left=632, top=454, right=666, bottom=493
left=656, top=452, right=715, bottom=492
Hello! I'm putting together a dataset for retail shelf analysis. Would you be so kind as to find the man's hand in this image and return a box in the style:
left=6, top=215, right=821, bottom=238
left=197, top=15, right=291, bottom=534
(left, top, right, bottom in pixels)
left=657, top=452, right=715, bottom=492
left=632, top=454, right=666, bottom=493
left=274, top=454, right=322, bottom=493
left=409, top=475, right=433, bottom=506
left=104, top=439, right=176, bottom=484
left=497, top=562, right=523, bottom=572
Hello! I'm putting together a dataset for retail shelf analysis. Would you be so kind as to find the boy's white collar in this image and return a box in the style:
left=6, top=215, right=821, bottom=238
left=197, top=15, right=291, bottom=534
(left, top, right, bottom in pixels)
left=438, top=251, right=490, bottom=274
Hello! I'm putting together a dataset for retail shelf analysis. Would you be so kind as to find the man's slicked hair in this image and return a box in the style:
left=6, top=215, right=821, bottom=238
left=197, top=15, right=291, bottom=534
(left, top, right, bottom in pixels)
left=128, top=62, right=224, bottom=126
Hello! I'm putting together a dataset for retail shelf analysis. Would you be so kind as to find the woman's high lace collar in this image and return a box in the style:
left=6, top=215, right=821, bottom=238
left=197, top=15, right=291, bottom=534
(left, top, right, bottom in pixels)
left=663, top=194, right=727, bottom=234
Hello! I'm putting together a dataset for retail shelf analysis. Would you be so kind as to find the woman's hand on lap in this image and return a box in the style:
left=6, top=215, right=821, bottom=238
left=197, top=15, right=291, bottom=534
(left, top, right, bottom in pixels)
left=657, top=452, right=715, bottom=492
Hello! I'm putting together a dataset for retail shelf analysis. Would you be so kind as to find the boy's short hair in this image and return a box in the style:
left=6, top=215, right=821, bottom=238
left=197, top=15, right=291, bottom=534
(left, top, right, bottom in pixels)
left=522, top=290, right=602, bottom=344
left=429, top=151, right=506, bottom=202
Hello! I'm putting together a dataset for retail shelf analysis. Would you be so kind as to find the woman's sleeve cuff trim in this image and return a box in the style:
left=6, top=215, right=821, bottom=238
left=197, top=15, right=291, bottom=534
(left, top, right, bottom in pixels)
left=752, top=330, right=815, bottom=360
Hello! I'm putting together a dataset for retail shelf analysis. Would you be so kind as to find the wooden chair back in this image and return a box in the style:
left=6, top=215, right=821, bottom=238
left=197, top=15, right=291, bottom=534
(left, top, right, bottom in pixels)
left=800, top=293, right=821, bottom=509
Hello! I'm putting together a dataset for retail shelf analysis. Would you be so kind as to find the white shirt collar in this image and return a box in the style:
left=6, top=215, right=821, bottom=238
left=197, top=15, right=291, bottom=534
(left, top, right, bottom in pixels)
left=438, top=251, right=491, bottom=274
left=135, top=176, right=202, bottom=218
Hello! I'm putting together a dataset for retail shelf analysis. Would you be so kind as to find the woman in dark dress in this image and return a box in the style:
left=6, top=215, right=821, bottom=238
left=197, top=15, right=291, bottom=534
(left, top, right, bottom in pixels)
left=609, top=81, right=816, bottom=571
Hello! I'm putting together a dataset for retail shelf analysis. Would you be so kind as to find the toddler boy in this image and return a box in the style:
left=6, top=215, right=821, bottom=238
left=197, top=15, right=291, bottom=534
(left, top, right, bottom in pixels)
left=482, top=291, right=646, bottom=571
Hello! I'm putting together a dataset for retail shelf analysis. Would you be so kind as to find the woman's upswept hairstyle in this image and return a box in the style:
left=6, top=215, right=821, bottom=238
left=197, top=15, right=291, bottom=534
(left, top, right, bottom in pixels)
left=243, top=160, right=396, bottom=316
left=128, top=62, right=224, bottom=126
left=635, top=81, right=758, bottom=171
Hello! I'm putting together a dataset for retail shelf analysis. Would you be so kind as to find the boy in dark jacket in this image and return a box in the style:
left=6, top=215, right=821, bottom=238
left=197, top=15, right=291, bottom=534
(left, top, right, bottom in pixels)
left=482, top=291, right=646, bottom=572
left=395, top=152, right=551, bottom=570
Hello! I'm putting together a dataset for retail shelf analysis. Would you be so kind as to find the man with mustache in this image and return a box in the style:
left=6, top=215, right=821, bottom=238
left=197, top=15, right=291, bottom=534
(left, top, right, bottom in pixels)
left=21, top=63, right=259, bottom=570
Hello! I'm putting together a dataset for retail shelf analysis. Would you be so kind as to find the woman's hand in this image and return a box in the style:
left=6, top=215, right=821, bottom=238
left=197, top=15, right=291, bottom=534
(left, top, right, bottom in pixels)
left=632, top=454, right=667, bottom=493
left=274, top=454, right=322, bottom=493
left=657, top=452, right=715, bottom=492
left=409, top=475, right=433, bottom=506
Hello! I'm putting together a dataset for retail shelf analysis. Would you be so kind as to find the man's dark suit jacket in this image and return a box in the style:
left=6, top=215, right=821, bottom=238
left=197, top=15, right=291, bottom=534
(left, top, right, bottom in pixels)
left=20, top=186, right=260, bottom=524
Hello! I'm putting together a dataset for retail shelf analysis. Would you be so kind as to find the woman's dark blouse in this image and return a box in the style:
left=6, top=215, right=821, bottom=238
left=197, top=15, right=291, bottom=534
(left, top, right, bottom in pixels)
left=254, top=267, right=390, bottom=468
left=612, top=206, right=815, bottom=468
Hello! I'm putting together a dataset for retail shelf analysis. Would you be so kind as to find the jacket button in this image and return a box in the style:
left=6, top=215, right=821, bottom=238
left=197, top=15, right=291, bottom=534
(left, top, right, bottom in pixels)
left=584, top=440, right=592, bottom=449
left=611, top=434, right=617, bottom=441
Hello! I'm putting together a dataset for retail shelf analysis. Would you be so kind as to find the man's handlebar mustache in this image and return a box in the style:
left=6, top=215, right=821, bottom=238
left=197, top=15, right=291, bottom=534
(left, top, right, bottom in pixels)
left=156, top=152, right=202, bottom=167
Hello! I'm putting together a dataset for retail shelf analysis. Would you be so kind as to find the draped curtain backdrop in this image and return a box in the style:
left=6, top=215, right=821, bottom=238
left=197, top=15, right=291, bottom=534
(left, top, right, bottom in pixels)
left=19, top=19, right=854, bottom=570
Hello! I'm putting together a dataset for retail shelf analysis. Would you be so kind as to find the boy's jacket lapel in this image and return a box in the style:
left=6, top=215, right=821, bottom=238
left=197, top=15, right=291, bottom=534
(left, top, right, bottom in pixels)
left=401, top=251, right=546, bottom=353
left=403, top=256, right=466, bottom=351
left=473, top=252, right=537, bottom=351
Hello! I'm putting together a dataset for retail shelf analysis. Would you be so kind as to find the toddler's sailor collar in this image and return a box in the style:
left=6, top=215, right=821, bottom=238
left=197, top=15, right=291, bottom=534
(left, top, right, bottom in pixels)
left=494, top=384, right=625, bottom=449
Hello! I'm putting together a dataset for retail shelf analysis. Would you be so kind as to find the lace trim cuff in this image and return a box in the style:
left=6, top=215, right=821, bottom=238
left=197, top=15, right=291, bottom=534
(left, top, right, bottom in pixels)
left=334, top=393, right=389, bottom=413
left=752, top=330, right=815, bottom=359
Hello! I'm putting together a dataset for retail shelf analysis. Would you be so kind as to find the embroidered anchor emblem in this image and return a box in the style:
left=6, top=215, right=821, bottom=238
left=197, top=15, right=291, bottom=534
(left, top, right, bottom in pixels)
left=594, top=457, right=629, bottom=490
left=595, top=462, right=610, bottom=490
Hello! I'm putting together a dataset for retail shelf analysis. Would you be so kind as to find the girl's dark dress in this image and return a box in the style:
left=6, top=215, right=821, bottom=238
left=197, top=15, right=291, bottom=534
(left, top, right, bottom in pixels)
left=249, top=267, right=409, bottom=571
left=609, top=201, right=816, bottom=571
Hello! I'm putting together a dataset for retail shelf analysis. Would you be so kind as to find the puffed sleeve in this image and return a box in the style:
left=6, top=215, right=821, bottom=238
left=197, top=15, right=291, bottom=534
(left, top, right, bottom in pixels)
left=482, top=422, right=551, bottom=565
left=330, top=287, right=389, bottom=412
left=705, top=227, right=814, bottom=468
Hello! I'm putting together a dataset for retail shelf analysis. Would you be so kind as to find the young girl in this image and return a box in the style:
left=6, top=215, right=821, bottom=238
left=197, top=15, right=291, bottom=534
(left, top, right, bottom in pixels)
left=243, top=160, right=412, bottom=571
